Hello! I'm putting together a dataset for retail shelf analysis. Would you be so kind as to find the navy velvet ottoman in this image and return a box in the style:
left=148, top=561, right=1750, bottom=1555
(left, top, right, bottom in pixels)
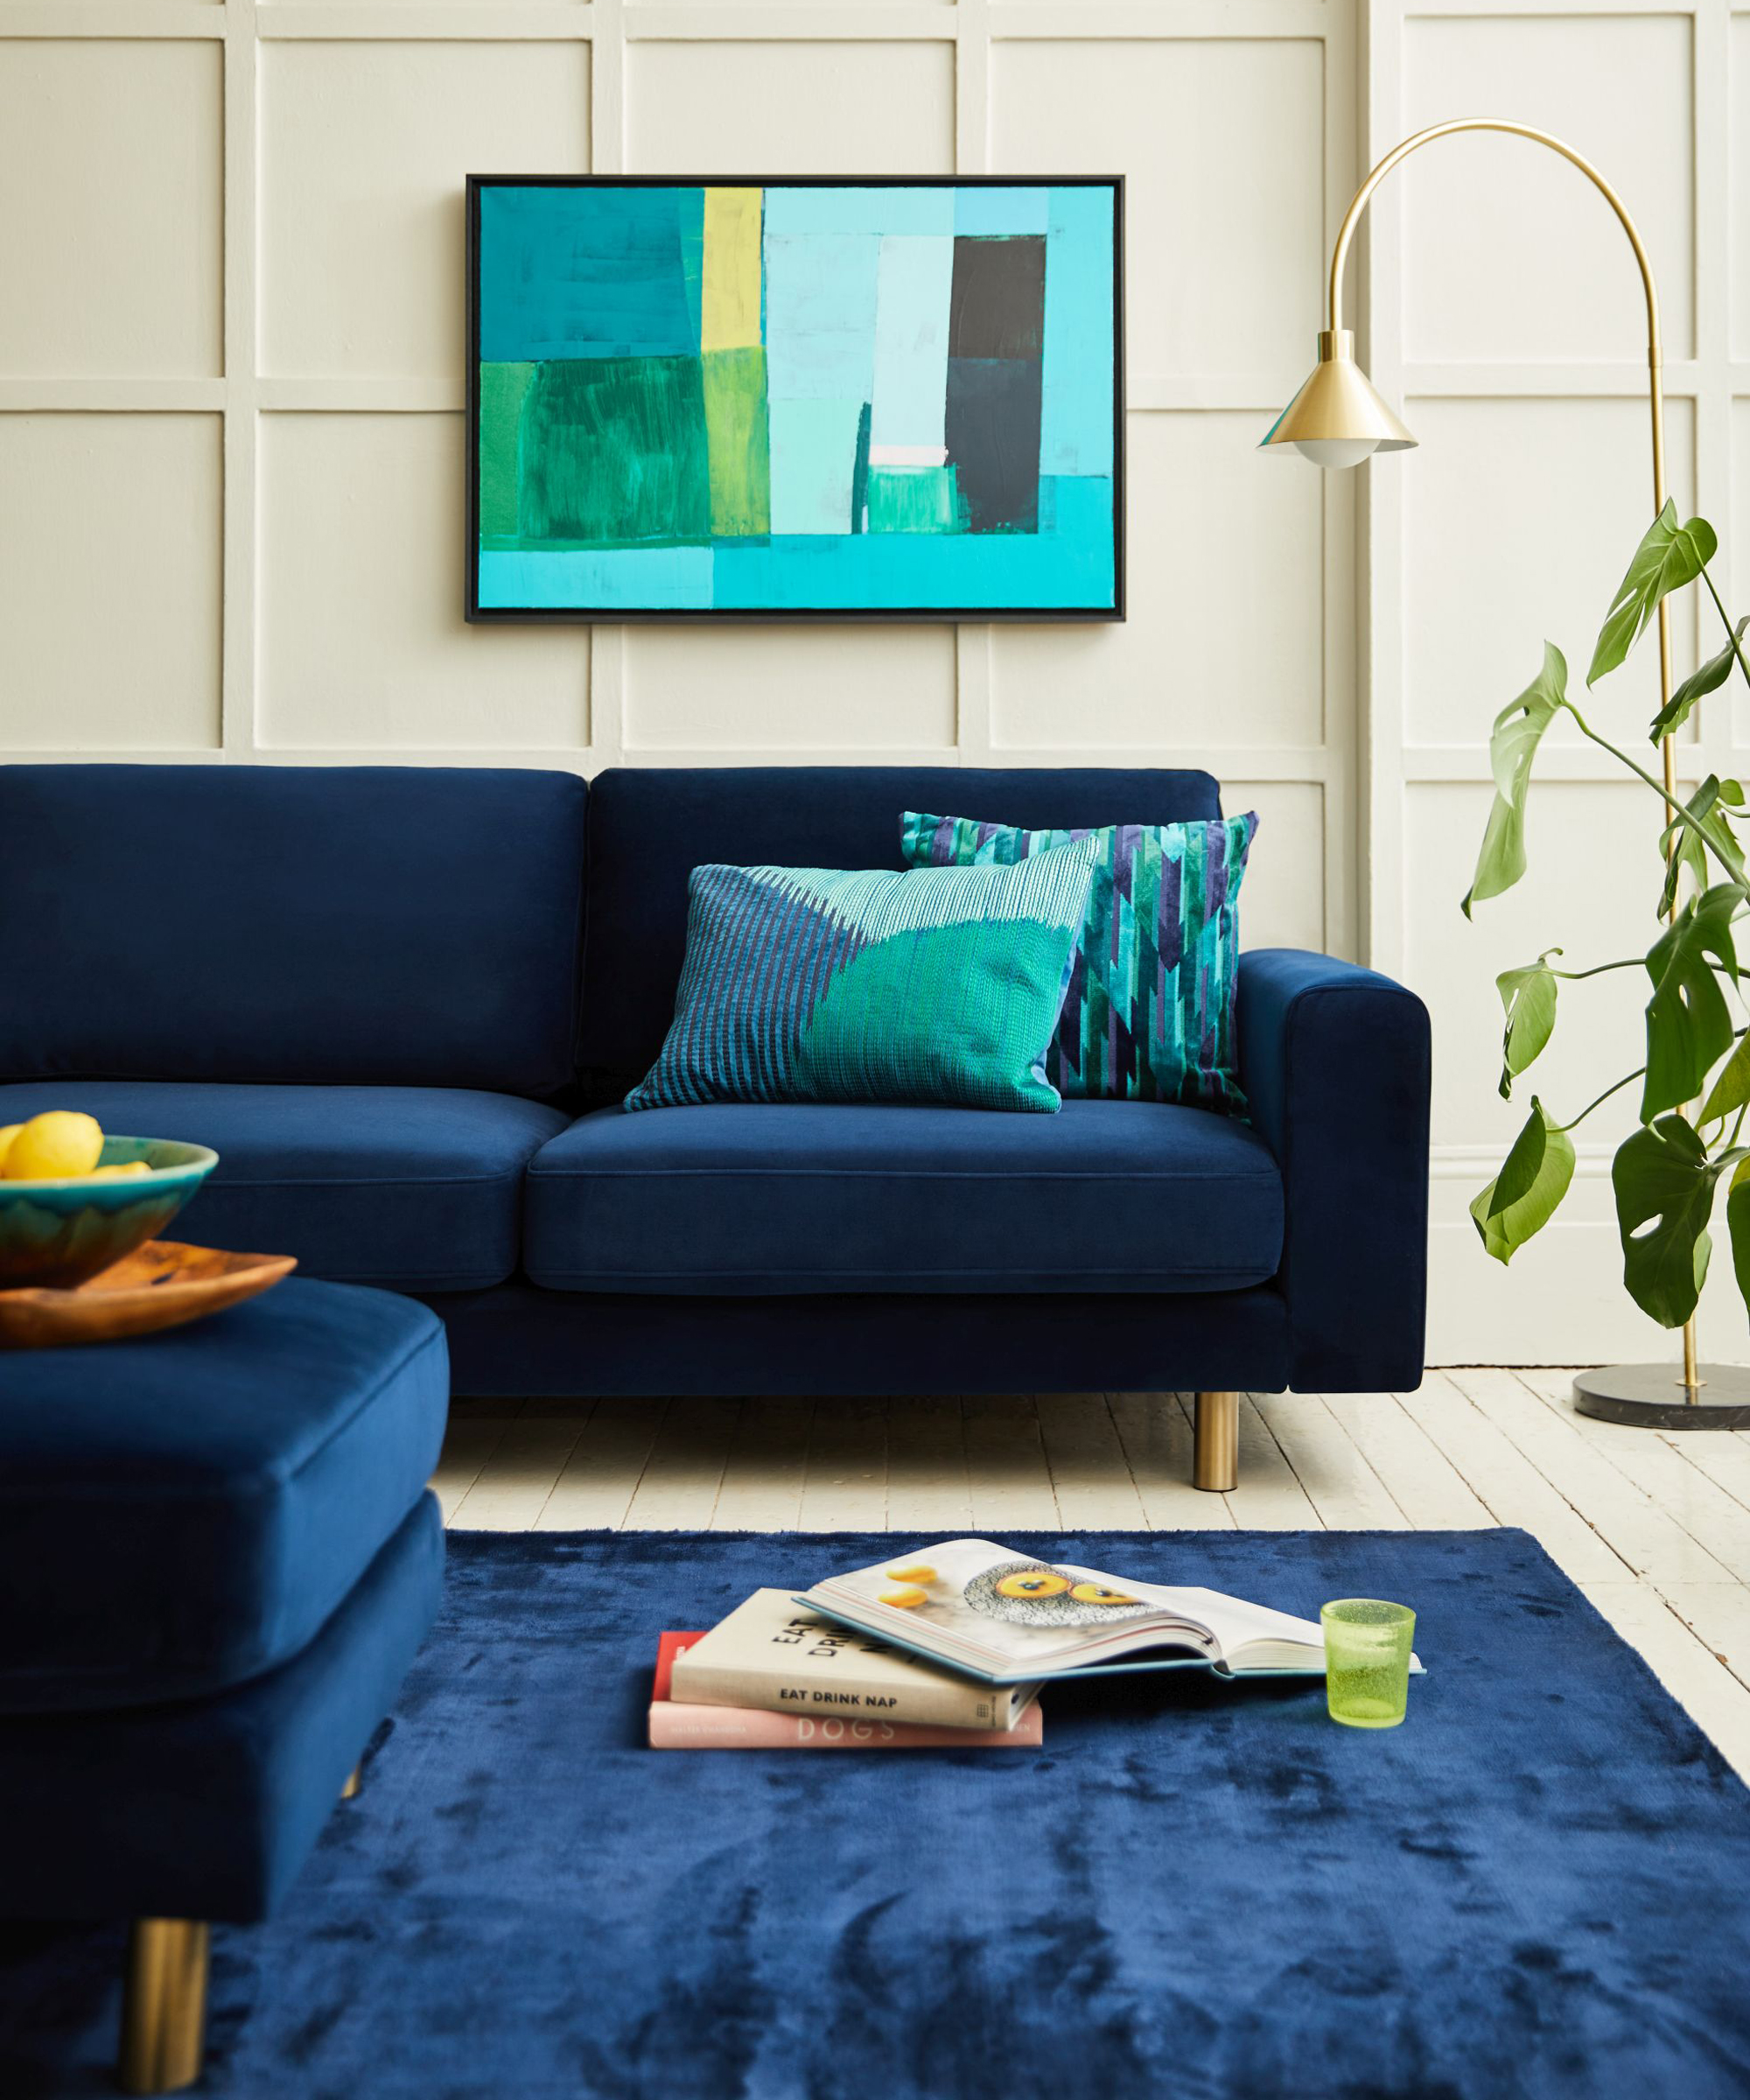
left=0, top=1278, right=448, bottom=2094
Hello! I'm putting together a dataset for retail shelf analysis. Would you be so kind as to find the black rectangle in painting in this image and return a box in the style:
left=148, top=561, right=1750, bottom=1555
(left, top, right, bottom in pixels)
left=945, top=357, right=1045, bottom=534
left=948, top=234, right=1047, bottom=361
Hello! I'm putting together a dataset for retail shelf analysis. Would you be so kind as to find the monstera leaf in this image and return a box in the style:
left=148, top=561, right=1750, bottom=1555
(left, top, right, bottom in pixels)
left=1462, top=645, right=1567, bottom=919
left=1494, top=950, right=1561, bottom=1100
left=1612, top=1114, right=1729, bottom=1326
left=1651, top=618, right=1750, bottom=740
left=1700, top=1029, right=1750, bottom=1128
left=1471, top=1098, right=1576, bottom=1265
left=1728, top=1158, right=1750, bottom=1319
left=1590, top=504, right=1718, bottom=687
left=1642, top=884, right=1744, bottom=1120
left=1656, top=777, right=1745, bottom=916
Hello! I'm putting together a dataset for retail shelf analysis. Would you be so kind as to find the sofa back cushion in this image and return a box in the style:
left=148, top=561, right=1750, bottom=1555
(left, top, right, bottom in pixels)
left=0, top=765, right=588, bottom=1096
left=581, top=766, right=1222, bottom=1102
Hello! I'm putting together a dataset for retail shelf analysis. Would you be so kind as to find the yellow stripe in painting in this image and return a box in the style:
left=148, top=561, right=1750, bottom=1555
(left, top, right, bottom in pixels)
left=701, top=188, right=764, bottom=353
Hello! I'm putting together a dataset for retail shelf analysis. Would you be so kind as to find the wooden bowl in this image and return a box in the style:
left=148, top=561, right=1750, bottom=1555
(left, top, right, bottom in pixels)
left=0, top=1239, right=295, bottom=1349
left=0, top=1137, right=218, bottom=1290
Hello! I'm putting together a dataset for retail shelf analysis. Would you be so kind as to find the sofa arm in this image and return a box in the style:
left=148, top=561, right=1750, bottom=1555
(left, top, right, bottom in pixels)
left=1237, top=948, right=1432, bottom=1393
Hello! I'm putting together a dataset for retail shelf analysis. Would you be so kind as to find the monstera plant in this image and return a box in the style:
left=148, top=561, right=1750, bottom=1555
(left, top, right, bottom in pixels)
left=1466, top=501, right=1750, bottom=1326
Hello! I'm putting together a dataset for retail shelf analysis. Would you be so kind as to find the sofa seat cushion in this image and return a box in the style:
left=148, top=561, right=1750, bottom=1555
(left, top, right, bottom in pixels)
left=0, top=1278, right=447, bottom=1714
left=523, top=1099, right=1284, bottom=1295
left=0, top=1082, right=570, bottom=1292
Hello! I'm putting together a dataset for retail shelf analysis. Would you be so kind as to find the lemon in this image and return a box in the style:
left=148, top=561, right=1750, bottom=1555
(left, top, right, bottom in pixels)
left=88, top=1162, right=152, bottom=1180
left=4, top=1111, right=105, bottom=1180
left=0, top=1124, right=20, bottom=1172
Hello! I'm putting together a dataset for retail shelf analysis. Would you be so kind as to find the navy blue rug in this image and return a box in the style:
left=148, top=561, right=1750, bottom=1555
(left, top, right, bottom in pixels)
left=6, top=1529, right=1750, bottom=2098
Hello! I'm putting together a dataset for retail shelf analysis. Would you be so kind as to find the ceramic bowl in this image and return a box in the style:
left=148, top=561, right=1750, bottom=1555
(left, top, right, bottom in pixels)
left=0, top=1138, right=219, bottom=1291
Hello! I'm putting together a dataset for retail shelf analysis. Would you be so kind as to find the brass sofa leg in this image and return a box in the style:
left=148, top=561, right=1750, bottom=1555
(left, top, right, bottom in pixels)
left=120, top=1919, right=209, bottom=2095
left=1193, top=1390, right=1239, bottom=1493
left=340, top=1763, right=361, bottom=1800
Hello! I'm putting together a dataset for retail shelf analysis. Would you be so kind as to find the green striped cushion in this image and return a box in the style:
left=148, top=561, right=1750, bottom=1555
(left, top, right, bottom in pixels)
left=900, top=808, right=1258, bottom=1113
left=626, top=842, right=1097, bottom=1113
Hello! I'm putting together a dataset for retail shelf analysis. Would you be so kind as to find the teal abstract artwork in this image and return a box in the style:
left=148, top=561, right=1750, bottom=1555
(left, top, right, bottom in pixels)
left=466, top=178, right=1123, bottom=620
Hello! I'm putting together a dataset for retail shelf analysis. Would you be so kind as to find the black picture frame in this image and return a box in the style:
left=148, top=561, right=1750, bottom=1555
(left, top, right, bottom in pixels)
left=465, top=174, right=1125, bottom=625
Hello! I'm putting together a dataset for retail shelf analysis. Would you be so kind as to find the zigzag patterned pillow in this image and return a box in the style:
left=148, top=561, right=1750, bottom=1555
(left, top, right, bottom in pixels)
left=625, top=841, right=1097, bottom=1114
left=900, top=808, right=1258, bottom=1114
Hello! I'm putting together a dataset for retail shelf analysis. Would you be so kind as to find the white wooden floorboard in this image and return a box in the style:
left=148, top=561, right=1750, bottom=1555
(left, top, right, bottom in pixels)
left=1252, top=1393, right=1409, bottom=1530
left=1209, top=1394, right=1322, bottom=1531
left=1108, top=1391, right=1234, bottom=1530
left=430, top=1418, right=510, bottom=1523
left=795, top=1395, right=888, bottom=1531
left=1332, top=1391, right=1496, bottom=1530
left=531, top=1398, right=663, bottom=1531
left=880, top=1397, right=975, bottom=1538
left=960, top=1396, right=1061, bottom=1532
left=1034, top=1394, right=1151, bottom=1533
left=1661, top=1418, right=1750, bottom=1513
left=710, top=1396, right=816, bottom=1532
left=430, top=1374, right=1750, bottom=1773
left=1657, top=1582, right=1750, bottom=1698
left=1397, top=1374, right=1632, bottom=1586
left=620, top=1398, right=738, bottom=1531
left=1516, top=1369, right=1750, bottom=1586
left=1448, top=1367, right=1738, bottom=1585
left=445, top=1403, right=589, bottom=1531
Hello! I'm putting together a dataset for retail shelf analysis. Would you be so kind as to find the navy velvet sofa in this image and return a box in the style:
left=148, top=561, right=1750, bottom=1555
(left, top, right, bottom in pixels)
left=0, top=762, right=1432, bottom=1488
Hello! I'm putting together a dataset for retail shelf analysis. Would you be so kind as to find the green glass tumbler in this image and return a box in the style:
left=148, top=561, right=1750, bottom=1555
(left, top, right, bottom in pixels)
left=1321, top=1599, right=1416, bottom=1729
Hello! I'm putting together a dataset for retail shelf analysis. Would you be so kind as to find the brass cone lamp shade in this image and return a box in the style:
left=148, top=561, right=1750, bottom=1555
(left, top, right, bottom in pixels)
left=1260, top=331, right=1418, bottom=466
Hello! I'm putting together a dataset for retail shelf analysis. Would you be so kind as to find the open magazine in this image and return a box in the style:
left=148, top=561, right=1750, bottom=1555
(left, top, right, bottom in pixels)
left=799, top=1538, right=1425, bottom=1684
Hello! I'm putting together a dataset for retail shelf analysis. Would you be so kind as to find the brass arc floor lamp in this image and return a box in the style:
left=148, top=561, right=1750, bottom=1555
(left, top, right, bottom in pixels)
left=1264, top=117, right=1750, bottom=1431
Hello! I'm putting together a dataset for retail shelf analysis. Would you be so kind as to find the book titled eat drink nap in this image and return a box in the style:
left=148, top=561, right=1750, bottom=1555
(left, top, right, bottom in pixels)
left=649, top=1632, right=1044, bottom=1750
left=669, top=1590, right=1041, bottom=1732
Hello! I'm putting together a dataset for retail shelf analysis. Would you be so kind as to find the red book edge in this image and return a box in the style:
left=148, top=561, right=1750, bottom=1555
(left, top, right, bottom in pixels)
left=653, top=1629, right=704, bottom=1705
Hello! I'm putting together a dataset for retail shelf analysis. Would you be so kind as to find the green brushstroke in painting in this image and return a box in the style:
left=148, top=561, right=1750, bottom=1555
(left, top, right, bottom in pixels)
left=478, top=361, right=536, bottom=538
left=678, top=187, right=706, bottom=351
left=867, top=466, right=960, bottom=535
left=518, top=356, right=710, bottom=546
left=702, top=346, right=771, bottom=537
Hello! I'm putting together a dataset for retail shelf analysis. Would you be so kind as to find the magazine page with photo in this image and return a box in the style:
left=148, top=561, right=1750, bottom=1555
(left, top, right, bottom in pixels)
left=803, top=1538, right=1424, bottom=1683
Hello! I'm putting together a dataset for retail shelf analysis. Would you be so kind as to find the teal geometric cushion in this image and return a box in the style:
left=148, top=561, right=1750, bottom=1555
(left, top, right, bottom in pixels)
left=625, top=842, right=1098, bottom=1114
left=900, top=809, right=1258, bottom=1114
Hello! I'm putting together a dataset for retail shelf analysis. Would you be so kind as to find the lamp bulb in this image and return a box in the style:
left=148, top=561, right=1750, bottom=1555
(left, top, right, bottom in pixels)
left=1292, top=437, right=1381, bottom=470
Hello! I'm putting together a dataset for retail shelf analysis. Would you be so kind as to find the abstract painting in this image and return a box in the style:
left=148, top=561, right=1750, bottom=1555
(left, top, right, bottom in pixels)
left=466, top=178, right=1123, bottom=621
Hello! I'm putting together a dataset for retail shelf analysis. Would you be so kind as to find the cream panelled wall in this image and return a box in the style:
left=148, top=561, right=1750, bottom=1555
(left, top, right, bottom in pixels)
left=1366, top=0, right=1750, bottom=1362
left=0, top=0, right=1356, bottom=962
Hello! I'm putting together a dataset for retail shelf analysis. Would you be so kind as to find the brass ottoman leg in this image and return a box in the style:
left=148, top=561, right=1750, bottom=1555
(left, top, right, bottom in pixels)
left=1193, top=1390, right=1239, bottom=1493
left=119, top=1919, right=209, bottom=2095
left=340, top=1763, right=361, bottom=1800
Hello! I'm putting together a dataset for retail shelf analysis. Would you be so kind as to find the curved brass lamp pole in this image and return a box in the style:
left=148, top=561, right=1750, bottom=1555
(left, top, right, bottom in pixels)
left=1264, top=119, right=1750, bottom=1429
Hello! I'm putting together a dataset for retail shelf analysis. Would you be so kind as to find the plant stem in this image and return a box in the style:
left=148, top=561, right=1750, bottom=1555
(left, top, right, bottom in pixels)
left=1551, top=959, right=1642, bottom=980
left=1555, top=1067, right=1645, bottom=1133
left=1550, top=956, right=1740, bottom=983
left=1564, top=702, right=1697, bottom=822
left=1700, top=565, right=1750, bottom=693
left=1565, top=697, right=1744, bottom=879
left=1554, top=1024, right=1750, bottom=1135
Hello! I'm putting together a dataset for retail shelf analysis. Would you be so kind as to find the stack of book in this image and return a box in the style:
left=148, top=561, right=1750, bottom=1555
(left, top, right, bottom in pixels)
left=649, top=1592, right=1045, bottom=1750
left=647, top=1537, right=1414, bottom=1752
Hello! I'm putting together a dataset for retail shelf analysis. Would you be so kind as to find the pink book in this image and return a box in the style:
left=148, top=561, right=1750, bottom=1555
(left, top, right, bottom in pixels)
left=648, top=1633, right=1043, bottom=1751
